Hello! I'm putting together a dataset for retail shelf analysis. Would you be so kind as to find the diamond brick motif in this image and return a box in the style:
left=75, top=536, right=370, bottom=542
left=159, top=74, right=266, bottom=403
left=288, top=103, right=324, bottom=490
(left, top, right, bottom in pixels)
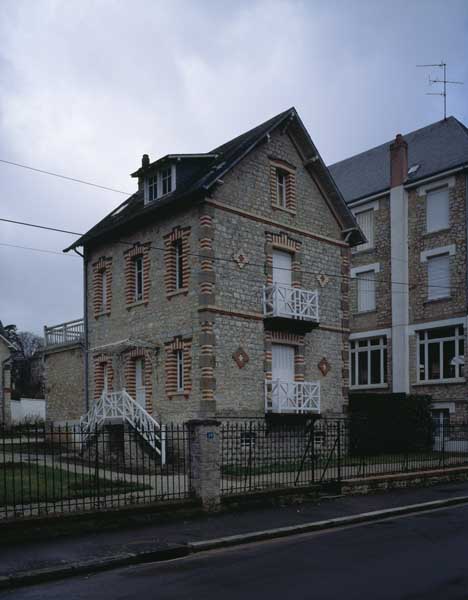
left=318, top=357, right=331, bottom=376
left=233, top=250, right=249, bottom=269
left=232, top=347, right=249, bottom=369
left=317, top=273, right=330, bottom=288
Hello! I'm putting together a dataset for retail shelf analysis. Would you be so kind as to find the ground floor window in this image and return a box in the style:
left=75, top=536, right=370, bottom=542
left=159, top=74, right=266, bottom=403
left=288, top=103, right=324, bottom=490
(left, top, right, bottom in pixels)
left=418, top=325, right=464, bottom=383
left=350, top=336, right=387, bottom=388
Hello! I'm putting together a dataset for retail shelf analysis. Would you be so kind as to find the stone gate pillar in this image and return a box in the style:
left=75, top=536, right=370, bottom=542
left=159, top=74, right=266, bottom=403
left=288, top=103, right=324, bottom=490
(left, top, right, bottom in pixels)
left=187, top=419, right=221, bottom=510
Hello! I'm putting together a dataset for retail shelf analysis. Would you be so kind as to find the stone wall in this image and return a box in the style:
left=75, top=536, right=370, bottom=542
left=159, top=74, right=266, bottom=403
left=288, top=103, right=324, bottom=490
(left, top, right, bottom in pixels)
left=44, top=344, right=85, bottom=422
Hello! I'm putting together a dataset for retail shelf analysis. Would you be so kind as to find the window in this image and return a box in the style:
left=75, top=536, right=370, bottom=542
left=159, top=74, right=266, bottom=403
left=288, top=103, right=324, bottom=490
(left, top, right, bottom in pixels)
left=350, top=336, right=387, bottom=387
left=101, top=270, right=108, bottom=310
left=145, top=166, right=176, bottom=203
left=276, top=170, right=287, bottom=208
left=176, top=349, right=184, bottom=392
left=426, top=187, right=449, bottom=232
left=357, top=270, right=376, bottom=312
left=174, top=240, right=184, bottom=290
left=427, top=253, right=450, bottom=300
left=134, top=256, right=143, bottom=301
left=418, top=325, right=464, bottom=383
left=354, top=209, right=374, bottom=252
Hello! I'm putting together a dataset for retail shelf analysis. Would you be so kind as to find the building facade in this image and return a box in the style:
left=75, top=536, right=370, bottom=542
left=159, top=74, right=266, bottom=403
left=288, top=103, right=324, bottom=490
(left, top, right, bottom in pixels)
left=329, top=117, right=468, bottom=424
left=57, top=108, right=362, bottom=427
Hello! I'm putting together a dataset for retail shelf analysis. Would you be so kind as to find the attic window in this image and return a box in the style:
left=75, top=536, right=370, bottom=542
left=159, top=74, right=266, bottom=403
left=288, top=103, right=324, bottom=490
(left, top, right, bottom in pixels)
left=144, top=165, right=176, bottom=204
left=408, top=164, right=420, bottom=176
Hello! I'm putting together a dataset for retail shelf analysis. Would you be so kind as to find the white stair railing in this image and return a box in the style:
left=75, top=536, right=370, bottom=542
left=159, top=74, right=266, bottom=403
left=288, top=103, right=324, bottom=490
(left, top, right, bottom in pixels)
left=80, top=390, right=166, bottom=463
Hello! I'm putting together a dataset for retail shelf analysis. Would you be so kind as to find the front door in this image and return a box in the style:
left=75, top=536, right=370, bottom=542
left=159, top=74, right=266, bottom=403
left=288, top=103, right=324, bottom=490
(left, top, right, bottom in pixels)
left=135, top=359, right=146, bottom=408
left=272, top=250, right=293, bottom=316
left=272, top=344, right=295, bottom=411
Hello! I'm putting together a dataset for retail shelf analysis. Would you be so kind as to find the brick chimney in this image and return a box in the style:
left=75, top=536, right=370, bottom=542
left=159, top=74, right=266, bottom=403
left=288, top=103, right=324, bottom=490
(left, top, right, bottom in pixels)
left=142, top=154, right=150, bottom=169
left=390, top=134, right=408, bottom=188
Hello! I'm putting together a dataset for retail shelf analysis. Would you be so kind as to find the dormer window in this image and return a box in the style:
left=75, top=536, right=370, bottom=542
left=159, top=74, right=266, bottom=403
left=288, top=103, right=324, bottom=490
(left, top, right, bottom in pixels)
left=144, top=165, right=176, bottom=204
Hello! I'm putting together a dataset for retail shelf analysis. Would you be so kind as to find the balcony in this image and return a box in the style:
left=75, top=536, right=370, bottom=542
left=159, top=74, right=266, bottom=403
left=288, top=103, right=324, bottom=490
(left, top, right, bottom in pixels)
left=44, top=319, right=84, bottom=348
left=265, top=379, right=320, bottom=414
left=263, top=284, right=319, bottom=332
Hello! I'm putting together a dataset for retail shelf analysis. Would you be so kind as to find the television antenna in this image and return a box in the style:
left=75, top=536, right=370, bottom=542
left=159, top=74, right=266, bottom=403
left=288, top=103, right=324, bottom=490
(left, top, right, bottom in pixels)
left=416, top=62, right=463, bottom=120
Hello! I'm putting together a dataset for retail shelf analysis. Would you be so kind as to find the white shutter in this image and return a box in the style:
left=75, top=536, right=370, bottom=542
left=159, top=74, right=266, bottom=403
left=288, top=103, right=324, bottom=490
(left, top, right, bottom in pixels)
left=427, top=254, right=450, bottom=300
left=357, top=270, right=375, bottom=312
left=426, top=187, right=449, bottom=232
left=355, top=209, right=374, bottom=251
left=272, top=250, right=292, bottom=286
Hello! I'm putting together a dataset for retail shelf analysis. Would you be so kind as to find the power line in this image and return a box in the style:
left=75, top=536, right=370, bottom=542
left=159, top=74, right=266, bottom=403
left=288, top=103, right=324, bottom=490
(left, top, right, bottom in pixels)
left=0, top=216, right=458, bottom=293
left=0, top=242, right=80, bottom=258
left=0, top=158, right=131, bottom=195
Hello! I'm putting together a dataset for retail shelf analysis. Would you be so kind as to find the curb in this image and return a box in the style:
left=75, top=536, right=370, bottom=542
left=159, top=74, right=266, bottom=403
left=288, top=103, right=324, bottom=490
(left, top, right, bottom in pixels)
left=2, top=494, right=468, bottom=591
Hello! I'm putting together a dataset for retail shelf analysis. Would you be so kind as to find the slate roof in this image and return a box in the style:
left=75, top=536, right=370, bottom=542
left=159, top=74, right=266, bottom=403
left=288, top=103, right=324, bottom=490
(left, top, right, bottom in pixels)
left=66, top=108, right=361, bottom=251
left=328, top=117, right=468, bottom=205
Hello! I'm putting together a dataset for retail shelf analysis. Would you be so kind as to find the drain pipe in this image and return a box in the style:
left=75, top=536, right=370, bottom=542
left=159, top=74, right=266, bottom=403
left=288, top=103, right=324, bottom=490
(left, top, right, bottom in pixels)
left=74, top=247, right=89, bottom=412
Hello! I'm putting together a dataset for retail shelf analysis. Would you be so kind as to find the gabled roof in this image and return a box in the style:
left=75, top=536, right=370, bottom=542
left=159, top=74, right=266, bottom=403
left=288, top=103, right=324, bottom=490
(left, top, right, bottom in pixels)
left=65, top=108, right=362, bottom=251
left=328, top=117, right=468, bottom=205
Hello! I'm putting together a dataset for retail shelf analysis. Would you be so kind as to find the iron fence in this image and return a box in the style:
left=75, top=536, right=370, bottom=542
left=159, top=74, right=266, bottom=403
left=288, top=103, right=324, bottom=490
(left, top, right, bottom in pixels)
left=220, top=419, right=468, bottom=496
left=0, top=422, right=191, bottom=520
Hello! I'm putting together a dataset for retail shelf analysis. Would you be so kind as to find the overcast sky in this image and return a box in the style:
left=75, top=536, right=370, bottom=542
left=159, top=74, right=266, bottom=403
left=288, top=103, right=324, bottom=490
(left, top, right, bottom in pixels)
left=0, top=0, right=467, bottom=335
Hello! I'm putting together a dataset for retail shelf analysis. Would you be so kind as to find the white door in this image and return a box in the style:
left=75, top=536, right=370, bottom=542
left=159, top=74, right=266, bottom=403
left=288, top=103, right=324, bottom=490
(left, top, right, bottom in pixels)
left=135, top=359, right=146, bottom=408
left=272, top=344, right=295, bottom=411
left=272, top=251, right=293, bottom=316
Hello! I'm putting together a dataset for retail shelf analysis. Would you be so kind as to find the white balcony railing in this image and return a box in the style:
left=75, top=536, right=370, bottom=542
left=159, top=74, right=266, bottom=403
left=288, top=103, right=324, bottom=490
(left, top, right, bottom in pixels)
left=265, top=379, right=320, bottom=414
left=44, top=318, right=84, bottom=347
left=263, top=284, right=319, bottom=322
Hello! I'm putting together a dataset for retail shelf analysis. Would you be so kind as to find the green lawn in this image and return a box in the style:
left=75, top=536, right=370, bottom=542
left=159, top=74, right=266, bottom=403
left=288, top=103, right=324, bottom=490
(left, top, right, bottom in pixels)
left=0, top=463, right=150, bottom=505
left=222, top=451, right=468, bottom=477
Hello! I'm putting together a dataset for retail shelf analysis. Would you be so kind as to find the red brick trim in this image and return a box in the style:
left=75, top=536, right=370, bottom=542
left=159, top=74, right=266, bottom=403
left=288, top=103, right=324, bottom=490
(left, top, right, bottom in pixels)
left=93, top=353, right=114, bottom=400
left=269, top=159, right=297, bottom=212
left=92, top=257, right=112, bottom=317
left=163, top=226, right=191, bottom=297
left=165, top=337, right=192, bottom=399
left=124, top=243, right=151, bottom=305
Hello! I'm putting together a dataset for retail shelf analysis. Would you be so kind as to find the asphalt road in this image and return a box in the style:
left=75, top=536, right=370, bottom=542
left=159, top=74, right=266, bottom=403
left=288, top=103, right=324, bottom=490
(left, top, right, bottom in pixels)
left=4, top=503, right=468, bottom=600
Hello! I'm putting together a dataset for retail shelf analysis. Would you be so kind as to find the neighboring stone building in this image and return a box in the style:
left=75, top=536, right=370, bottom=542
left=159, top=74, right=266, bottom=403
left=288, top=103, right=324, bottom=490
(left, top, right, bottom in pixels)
left=329, top=116, right=468, bottom=425
left=43, top=319, right=85, bottom=422
left=0, top=327, right=16, bottom=425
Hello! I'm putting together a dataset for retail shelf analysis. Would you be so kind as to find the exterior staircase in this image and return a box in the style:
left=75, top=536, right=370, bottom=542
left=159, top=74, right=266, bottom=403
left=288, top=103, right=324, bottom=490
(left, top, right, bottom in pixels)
left=80, top=390, right=166, bottom=463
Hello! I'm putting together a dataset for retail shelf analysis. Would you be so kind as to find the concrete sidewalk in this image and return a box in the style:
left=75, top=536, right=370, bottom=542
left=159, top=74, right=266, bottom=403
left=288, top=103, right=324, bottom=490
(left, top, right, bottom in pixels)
left=2, top=480, right=468, bottom=589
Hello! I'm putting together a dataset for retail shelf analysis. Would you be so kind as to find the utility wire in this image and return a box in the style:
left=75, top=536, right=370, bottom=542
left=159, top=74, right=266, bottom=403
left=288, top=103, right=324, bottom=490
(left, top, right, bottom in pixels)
left=0, top=158, right=131, bottom=195
left=0, top=216, right=458, bottom=292
left=0, top=242, right=80, bottom=257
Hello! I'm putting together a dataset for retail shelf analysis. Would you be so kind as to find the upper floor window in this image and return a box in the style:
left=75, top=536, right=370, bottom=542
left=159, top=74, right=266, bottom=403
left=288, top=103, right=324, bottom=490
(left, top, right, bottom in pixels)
left=350, top=336, right=387, bottom=388
left=276, top=170, right=287, bottom=208
left=164, top=227, right=190, bottom=297
left=101, top=270, right=108, bottom=310
left=427, top=253, right=450, bottom=300
left=426, top=186, right=449, bottom=232
left=144, top=165, right=176, bottom=204
left=357, top=270, right=376, bottom=312
left=176, top=349, right=184, bottom=392
left=174, top=239, right=184, bottom=290
left=92, top=257, right=112, bottom=317
left=270, top=160, right=296, bottom=212
left=418, top=325, right=464, bottom=383
left=354, top=209, right=374, bottom=252
left=134, top=256, right=143, bottom=301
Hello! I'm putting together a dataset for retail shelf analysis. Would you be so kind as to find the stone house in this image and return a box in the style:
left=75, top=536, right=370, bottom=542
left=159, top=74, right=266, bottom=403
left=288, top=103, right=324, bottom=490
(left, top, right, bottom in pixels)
left=329, top=116, right=468, bottom=425
left=0, top=325, right=16, bottom=425
left=46, top=108, right=363, bottom=432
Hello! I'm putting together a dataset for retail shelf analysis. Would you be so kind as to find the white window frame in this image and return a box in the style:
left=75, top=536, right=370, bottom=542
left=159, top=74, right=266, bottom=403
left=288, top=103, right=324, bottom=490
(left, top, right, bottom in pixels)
left=144, top=165, right=177, bottom=203
left=176, top=349, right=184, bottom=392
left=174, top=239, right=184, bottom=290
left=352, top=201, right=378, bottom=253
left=351, top=263, right=379, bottom=313
left=134, top=256, right=143, bottom=302
left=350, top=336, right=387, bottom=389
left=101, top=270, right=108, bottom=310
left=276, top=169, right=287, bottom=208
left=420, top=246, right=454, bottom=301
left=418, top=325, right=465, bottom=384
left=426, top=186, right=449, bottom=233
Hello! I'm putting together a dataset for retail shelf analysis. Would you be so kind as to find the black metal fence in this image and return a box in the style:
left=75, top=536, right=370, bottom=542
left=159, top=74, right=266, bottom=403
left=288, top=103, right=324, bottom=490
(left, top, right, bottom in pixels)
left=220, top=419, right=468, bottom=496
left=0, top=422, right=191, bottom=520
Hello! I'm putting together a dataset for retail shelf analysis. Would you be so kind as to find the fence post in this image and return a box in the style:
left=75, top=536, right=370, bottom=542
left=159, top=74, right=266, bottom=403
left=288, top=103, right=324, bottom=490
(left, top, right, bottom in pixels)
left=337, top=420, right=342, bottom=485
left=187, top=419, right=221, bottom=510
